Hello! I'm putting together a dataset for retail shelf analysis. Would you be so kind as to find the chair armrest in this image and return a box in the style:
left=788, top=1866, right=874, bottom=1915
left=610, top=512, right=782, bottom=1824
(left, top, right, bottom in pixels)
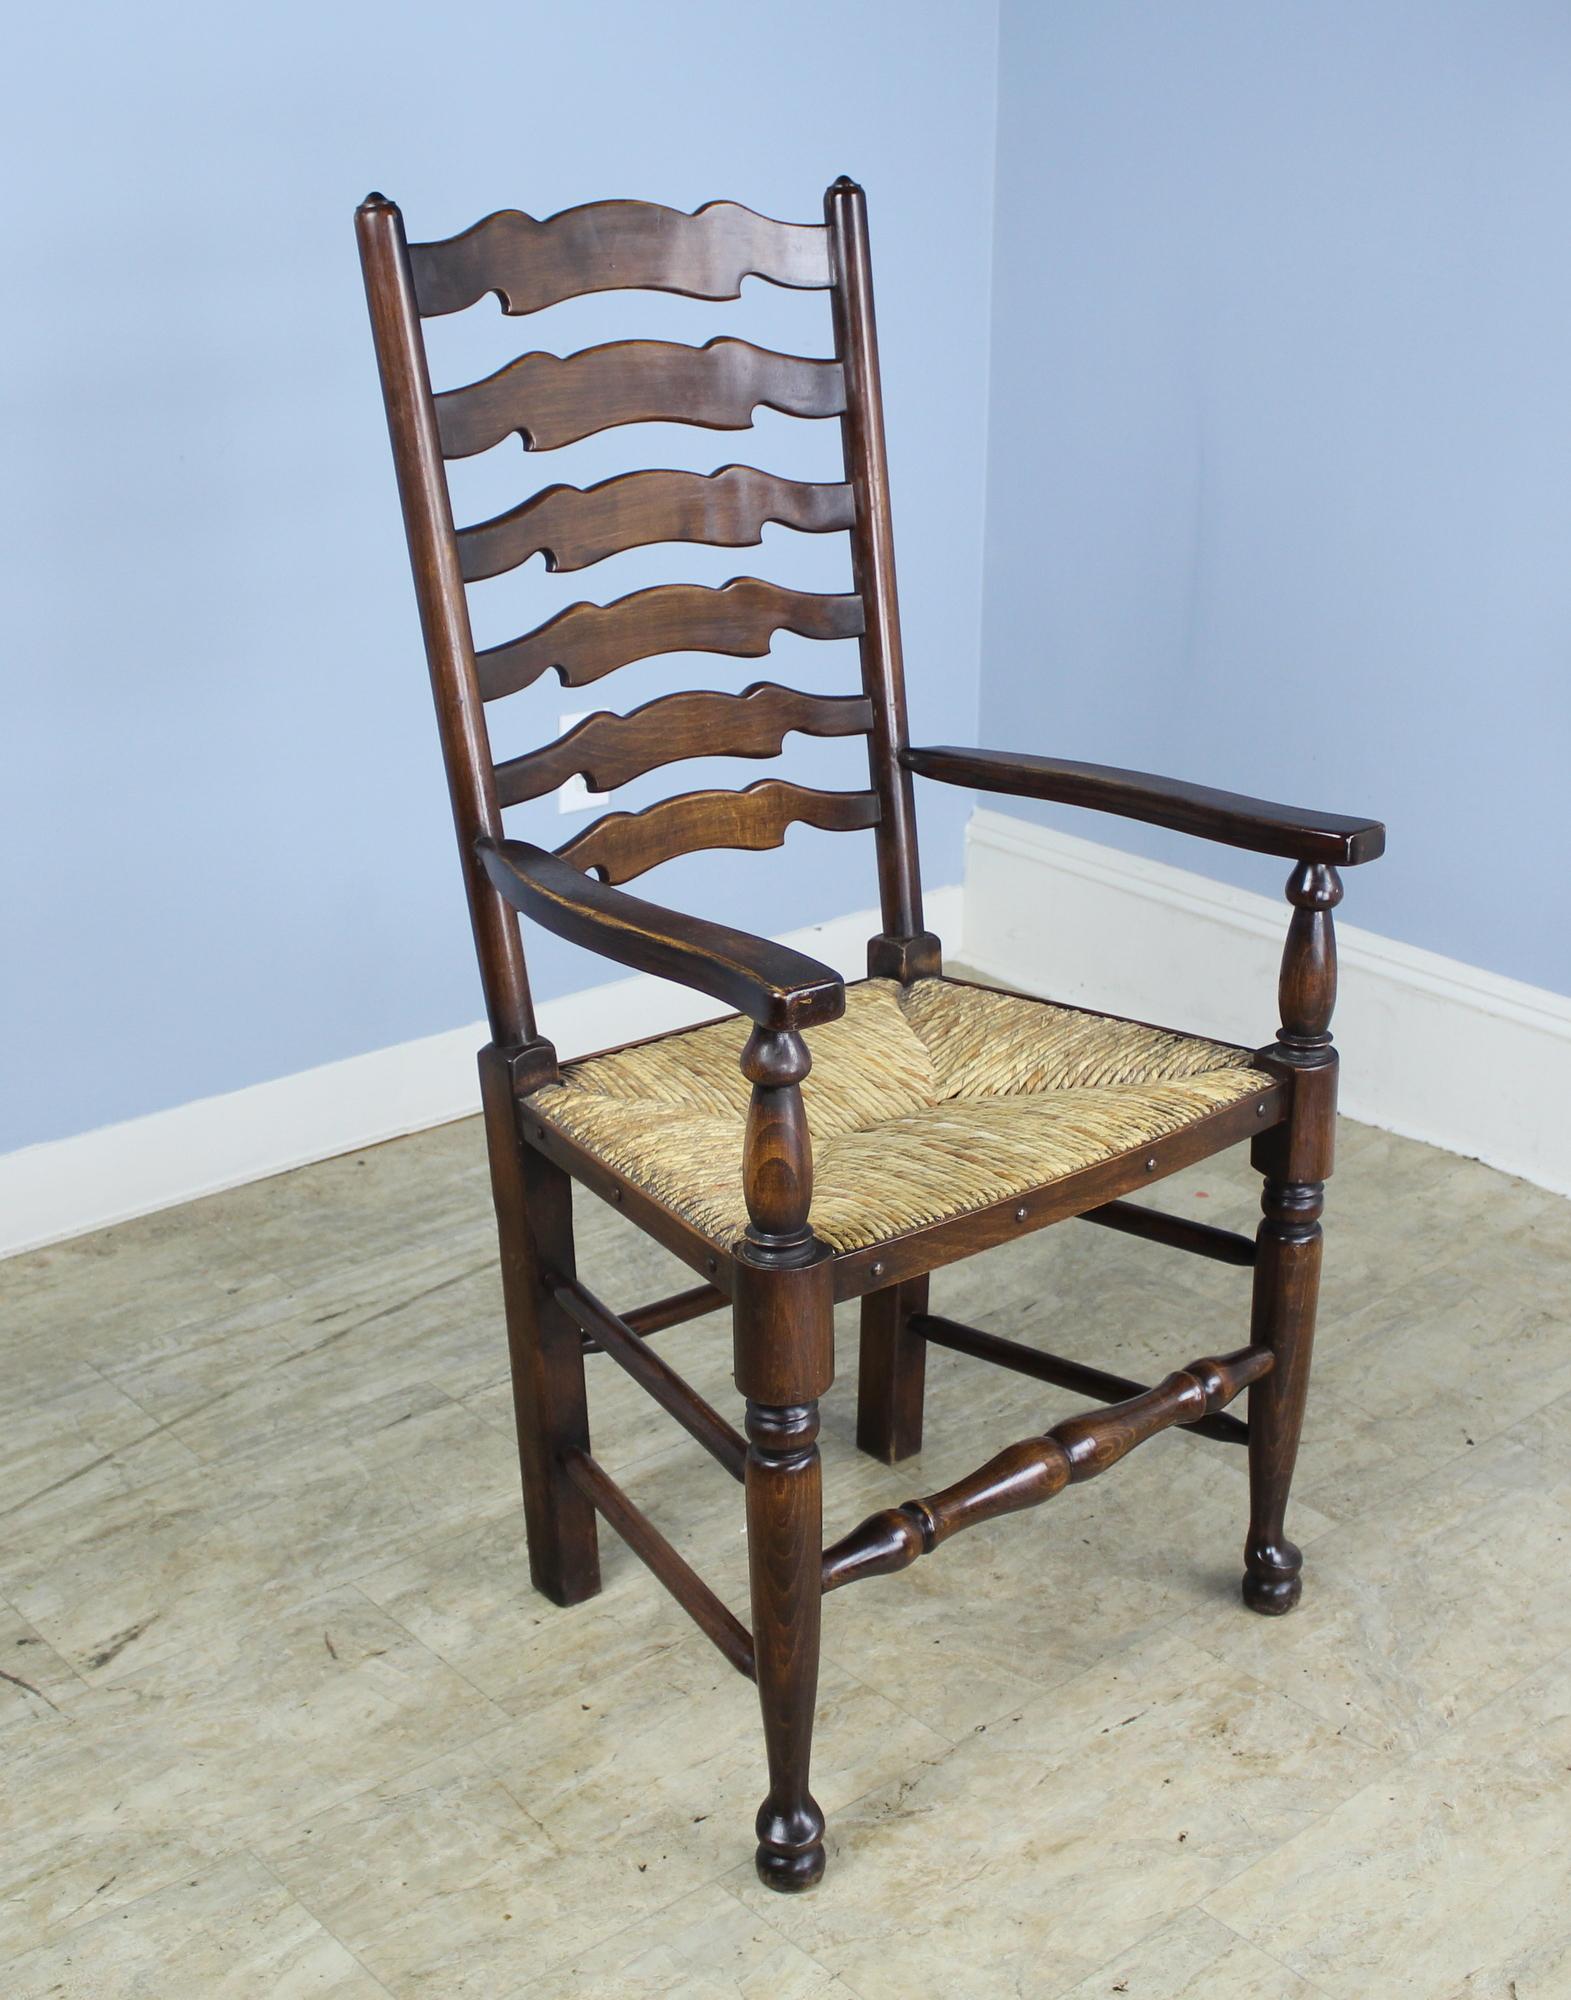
left=902, top=746, right=1385, bottom=866
left=478, top=839, right=846, bottom=1033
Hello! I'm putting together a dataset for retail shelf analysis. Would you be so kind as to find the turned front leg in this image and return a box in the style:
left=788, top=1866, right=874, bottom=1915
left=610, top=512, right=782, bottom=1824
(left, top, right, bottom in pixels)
left=734, top=1026, right=833, bottom=1890
left=745, top=1383, right=827, bottom=1889
left=1244, top=861, right=1340, bottom=1615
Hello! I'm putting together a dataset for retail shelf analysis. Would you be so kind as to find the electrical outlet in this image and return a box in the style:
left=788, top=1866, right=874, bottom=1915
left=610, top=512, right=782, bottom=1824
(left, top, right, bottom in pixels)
left=556, top=712, right=610, bottom=813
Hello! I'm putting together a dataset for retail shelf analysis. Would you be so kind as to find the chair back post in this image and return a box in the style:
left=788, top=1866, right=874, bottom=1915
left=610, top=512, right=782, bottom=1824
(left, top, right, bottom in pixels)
left=355, top=194, right=540, bottom=1053
left=824, top=178, right=938, bottom=981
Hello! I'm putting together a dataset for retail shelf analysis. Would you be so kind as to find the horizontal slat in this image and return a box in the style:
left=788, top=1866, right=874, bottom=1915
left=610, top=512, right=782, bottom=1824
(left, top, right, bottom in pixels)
left=410, top=199, right=832, bottom=318
left=563, top=1449, right=755, bottom=1678
left=551, top=1276, right=746, bottom=1480
left=494, top=682, right=873, bottom=806
left=614, top=1282, right=727, bottom=1342
left=435, top=337, right=845, bottom=457
left=914, top=1314, right=1251, bottom=1447
left=475, top=578, right=864, bottom=701
left=458, top=465, right=856, bottom=580
left=556, top=778, right=881, bottom=885
left=1079, top=1199, right=1257, bottom=1266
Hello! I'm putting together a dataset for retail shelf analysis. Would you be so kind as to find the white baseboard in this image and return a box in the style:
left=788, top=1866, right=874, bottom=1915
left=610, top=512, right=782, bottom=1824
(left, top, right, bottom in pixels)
left=0, top=888, right=961, bottom=1260
left=8, top=842, right=1564, bottom=1260
left=961, top=809, right=1571, bottom=1198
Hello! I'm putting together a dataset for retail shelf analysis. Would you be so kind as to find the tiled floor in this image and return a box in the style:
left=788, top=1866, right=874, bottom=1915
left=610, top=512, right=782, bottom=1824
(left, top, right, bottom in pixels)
left=1, top=1106, right=1568, bottom=1996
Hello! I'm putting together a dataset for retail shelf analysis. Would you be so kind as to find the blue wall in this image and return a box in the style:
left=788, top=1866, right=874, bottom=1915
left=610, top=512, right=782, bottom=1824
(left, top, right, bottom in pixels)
left=2, top=1, right=996, bottom=1150
left=981, top=1, right=1571, bottom=992
left=12, top=2, right=1567, bottom=1157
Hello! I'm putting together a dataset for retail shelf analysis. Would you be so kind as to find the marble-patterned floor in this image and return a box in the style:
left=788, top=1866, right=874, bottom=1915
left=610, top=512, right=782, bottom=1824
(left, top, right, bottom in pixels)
left=1, top=1106, right=1568, bottom=1997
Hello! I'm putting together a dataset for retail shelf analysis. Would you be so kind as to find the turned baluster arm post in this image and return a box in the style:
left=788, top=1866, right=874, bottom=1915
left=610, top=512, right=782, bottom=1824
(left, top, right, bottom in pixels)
left=1242, top=859, right=1342, bottom=1613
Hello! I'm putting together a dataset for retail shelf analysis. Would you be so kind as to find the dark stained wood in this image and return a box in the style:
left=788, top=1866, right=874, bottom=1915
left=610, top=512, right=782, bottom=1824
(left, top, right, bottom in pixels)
left=615, top=1281, right=726, bottom=1341
left=554, top=779, right=880, bottom=886
left=479, top=837, right=846, bottom=1031
left=828, top=1078, right=1287, bottom=1301
left=825, top=178, right=928, bottom=959
left=526, top=1106, right=739, bottom=1296
left=914, top=1312, right=1250, bottom=1447
left=436, top=337, right=845, bottom=457
left=356, top=195, right=535, bottom=1045
left=1277, top=862, right=1342, bottom=1053
left=904, top=745, right=1387, bottom=867
left=550, top=1275, right=746, bottom=1481
left=1079, top=1199, right=1258, bottom=1266
left=521, top=1057, right=1287, bottom=1310
left=856, top=1274, right=928, bottom=1463
left=741, top=1392, right=826, bottom=1890
left=1244, top=861, right=1343, bottom=1615
left=821, top=1345, right=1272, bottom=1592
left=360, top=177, right=1389, bottom=1895
left=458, top=465, right=855, bottom=580
left=493, top=683, right=873, bottom=807
left=733, top=1030, right=832, bottom=1891
left=478, top=1044, right=599, bottom=1605
left=476, top=579, right=865, bottom=701
left=563, top=1448, right=755, bottom=1678
left=409, top=199, right=833, bottom=318
left=739, top=1027, right=815, bottom=1259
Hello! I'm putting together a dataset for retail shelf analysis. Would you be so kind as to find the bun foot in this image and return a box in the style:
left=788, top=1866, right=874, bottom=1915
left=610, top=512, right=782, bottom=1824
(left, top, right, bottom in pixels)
left=755, top=1799, right=826, bottom=1891
left=1243, top=1537, right=1303, bottom=1615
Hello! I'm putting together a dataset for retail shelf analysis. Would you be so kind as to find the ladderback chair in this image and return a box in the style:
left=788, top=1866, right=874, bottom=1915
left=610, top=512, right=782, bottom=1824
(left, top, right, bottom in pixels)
left=356, top=180, right=1384, bottom=1890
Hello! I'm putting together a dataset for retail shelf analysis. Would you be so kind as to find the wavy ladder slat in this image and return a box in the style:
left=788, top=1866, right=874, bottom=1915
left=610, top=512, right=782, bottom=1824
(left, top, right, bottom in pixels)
left=457, top=465, right=856, bottom=580
left=557, top=778, right=881, bottom=885
left=494, top=683, right=874, bottom=806
left=410, top=199, right=833, bottom=318
left=820, top=1345, right=1274, bottom=1593
left=475, top=578, right=864, bottom=701
left=435, top=338, right=846, bottom=458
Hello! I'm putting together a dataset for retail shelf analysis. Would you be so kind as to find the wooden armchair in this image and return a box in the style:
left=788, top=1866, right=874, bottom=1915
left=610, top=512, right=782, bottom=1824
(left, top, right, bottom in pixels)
left=356, top=181, right=1384, bottom=1891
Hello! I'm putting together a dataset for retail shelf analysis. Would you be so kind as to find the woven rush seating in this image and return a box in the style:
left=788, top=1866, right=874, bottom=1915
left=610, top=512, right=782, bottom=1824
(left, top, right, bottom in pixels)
left=527, top=978, right=1266, bottom=1252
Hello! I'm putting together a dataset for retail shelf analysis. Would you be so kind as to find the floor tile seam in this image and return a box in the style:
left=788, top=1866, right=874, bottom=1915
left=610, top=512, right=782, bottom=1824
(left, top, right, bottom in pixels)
left=0, top=1594, right=94, bottom=1713
left=250, top=1702, right=525, bottom=1881
left=507, top=1873, right=773, bottom=1997
left=1175, top=1612, right=1418, bottom=1759
left=248, top=1848, right=403, bottom=1998
left=1214, top=1911, right=1340, bottom=1999
left=817, top=1612, right=1159, bottom=1753
left=344, top=1578, right=527, bottom=1719
left=1295, top=1408, right=1567, bottom=1542
left=0, top=1395, right=498, bottom=1675
left=1190, top=1722, right=1476, bottom=1949
left=0, top=1846, right=251, bottom=1964
left=705, top=1870, right=910, bottom=2000
left=59, top=1259, right=500, bottom=1479
left=1066, top=1903, right=1339, bottom=2000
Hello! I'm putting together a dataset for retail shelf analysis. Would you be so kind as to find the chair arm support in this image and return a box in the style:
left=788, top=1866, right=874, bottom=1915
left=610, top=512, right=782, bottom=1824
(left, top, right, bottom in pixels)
left=478, top=839, right=846, bottom=1033
left=902, top=745, right=1385, bottom=866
